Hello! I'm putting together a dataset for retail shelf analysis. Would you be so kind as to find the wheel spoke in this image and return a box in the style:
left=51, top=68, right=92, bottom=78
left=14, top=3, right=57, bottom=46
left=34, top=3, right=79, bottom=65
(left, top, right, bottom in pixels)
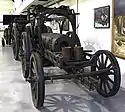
left=104, top=56, right=108, bottom=67
left=99, top=80, right=103, bottom=89
left=33, top=62, right=36, bottom=71
left=107, top=64, right=112, bottom=68
left=32, top=82, right=37, bottom=91
left=31, top=62, right=36, bottom=74
left=97, top=57, right=101, bottom=66
left=96, top=64, right=100, bottom=69
left=32, top=68, right=36, bottom=74
left=108, top=73, right=114, bottom=76
left=35, top=83, right=38, bottom=99
left=109, top=71, right=114, bottom=74
left=108, top=77, right=114, bottom=84
left=101, top=54, right=104, bottom=64
left=103, top=82, right=107, bottom=93
left=106, top=81, right=112, bottom=91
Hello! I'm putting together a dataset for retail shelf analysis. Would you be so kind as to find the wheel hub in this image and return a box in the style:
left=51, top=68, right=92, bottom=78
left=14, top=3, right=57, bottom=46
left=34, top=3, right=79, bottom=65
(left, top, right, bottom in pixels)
left=99, top=74, right=109, bottom=81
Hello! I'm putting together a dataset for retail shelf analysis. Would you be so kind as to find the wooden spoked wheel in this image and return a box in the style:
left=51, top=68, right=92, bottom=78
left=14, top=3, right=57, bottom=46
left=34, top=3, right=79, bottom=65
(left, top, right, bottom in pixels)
left=30, top=52, right=45, bottom=109
left=93, top=50, right=121, bottom=97
left=12, top=28, right=20, bottom=60
left=21, top=32, right=31, bottom=78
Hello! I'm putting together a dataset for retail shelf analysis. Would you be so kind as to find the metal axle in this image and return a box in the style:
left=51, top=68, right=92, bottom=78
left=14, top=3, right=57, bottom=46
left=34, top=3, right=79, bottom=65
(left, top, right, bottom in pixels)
left=44, top=68, right=111, bottom=80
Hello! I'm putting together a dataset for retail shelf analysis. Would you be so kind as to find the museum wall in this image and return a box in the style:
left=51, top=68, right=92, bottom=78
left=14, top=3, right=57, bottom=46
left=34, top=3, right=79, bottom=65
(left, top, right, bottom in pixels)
left=54, top=0, right=112, bottom=52
left=77, top=0, right=112, bottom=52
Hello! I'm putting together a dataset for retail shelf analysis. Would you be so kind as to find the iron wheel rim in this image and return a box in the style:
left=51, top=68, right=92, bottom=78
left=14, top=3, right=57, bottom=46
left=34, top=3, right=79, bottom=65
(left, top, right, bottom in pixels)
left=94, top=51, right=120, bottom=96
left=30, top=57, right=39, bottom=107
left=21, top=37, right=27, bottom=76
left=12, top=36, right=16, bottom=56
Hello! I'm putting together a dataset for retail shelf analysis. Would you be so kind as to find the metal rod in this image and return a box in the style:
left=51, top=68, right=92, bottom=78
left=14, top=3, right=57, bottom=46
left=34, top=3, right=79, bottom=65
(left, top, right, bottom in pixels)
left=45, top=68, right=111, bottom=80
left=44, top=0, right=65, bottom=7
left=76, top=0, right=79, bottom=34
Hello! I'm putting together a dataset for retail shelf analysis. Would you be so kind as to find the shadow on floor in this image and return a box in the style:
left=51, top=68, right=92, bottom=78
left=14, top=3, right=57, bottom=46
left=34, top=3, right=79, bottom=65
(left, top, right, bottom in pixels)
left=73, top=84, right=125, bottom=112
left=40, top=87, right=125, bottom=112
left=84, top=87, right=125, bottom=112
left=41, top=94, right=101, bottom=112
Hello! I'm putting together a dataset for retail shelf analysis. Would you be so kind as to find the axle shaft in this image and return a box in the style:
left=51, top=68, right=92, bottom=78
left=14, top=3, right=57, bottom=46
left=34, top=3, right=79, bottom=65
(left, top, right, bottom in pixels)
left=45, top=68, right=111, bottom=80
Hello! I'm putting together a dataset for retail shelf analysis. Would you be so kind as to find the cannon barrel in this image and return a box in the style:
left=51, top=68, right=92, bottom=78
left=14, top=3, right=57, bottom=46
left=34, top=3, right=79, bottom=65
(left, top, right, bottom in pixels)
left=41, top=33, right=75, bottom=52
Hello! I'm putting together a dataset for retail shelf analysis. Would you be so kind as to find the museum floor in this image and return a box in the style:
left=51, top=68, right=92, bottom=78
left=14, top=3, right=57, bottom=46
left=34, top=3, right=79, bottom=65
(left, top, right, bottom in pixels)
left=0, top=46, right=125, bottom=112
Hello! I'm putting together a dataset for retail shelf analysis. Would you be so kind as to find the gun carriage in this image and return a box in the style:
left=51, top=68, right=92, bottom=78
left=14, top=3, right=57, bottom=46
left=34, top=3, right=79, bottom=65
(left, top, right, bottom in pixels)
left=3, top=15, right=27, bottom=60
left=20, top=5, right=121, bottom=110
left=3, top=23, right=12, bottom=46
left=11, top=16, right=27, bottom=60
left=3, top=15, right=12, bottom=46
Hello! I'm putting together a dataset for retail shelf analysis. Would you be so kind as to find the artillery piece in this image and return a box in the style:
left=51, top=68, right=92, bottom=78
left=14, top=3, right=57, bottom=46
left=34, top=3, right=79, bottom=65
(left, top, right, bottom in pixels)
left=21, top=5, right=53, bottom=78
left=11, top=16, right=27, bottom=60
left=20, top=5, right=121, bottom=110
left=3, top=15, right=13, bottom=46
left=3, top=15, right=27, bottom=60
left=2, top=24, right=12, bottom=46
